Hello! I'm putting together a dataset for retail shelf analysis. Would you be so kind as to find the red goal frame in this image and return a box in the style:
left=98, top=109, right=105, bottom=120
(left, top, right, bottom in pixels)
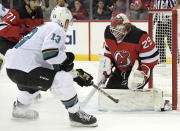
left=148, top=9, right=178, bottom=110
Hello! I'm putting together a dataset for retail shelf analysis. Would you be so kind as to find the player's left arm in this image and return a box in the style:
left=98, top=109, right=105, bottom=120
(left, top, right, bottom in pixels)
left=128, top=34, right=159, bottom=90
left=139, top=34, right=159, bottom=74
left=138, top=33, right=159, bottom=82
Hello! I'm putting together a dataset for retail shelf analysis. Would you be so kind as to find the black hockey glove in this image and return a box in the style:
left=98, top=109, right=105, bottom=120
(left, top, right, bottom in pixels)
left=74, top=69, right=93, bottom=87
left=53, top=52, right=75, bottom=72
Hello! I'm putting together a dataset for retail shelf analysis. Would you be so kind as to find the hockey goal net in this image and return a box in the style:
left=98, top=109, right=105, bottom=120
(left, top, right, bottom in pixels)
left=148, top=9, right=180, bottom=110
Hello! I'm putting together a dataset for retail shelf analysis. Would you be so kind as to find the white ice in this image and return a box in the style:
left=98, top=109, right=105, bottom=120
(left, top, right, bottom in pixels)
left=0, top=61, right=180, bottom=131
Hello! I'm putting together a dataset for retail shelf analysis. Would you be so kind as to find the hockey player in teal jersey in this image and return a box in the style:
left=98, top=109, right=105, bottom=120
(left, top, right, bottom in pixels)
left=5, top=6, right=97, bottom=127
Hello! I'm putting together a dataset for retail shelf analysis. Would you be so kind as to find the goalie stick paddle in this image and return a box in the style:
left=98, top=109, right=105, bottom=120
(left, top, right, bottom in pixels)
left=92, top=83, right=119, bottom=103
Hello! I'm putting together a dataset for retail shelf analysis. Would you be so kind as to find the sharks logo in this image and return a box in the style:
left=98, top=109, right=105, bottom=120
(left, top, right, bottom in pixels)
left=114, top=51, right=131, bottom=67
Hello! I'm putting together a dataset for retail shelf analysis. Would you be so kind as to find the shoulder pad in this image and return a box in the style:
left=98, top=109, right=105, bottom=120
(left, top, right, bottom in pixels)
left=123, top=26, right=147, bottom=44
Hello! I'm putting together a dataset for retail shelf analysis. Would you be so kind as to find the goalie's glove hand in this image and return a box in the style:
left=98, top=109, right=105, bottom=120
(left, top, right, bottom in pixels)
left=74, top=69, right=93, bottom=87
left=53, top=52, right=75, bottom=72
left=129, top=70, right=146, bottom=90
left=128, top=61, right=150, bottom=90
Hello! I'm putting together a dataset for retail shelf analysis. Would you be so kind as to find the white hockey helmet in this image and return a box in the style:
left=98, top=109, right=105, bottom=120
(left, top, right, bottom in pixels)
left=50, top=6, right=73, bottom=31
left=110, top=13, right=131, bottom=43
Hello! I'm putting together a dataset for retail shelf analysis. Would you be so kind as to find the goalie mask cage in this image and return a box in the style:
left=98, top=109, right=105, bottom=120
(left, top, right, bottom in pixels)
left=148, top=9, right=180, bottom=110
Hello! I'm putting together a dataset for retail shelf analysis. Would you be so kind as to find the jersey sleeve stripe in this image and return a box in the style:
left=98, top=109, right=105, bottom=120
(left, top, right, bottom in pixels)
left=42, top=48, right=59, bottom=60
left=141, top=55, right=159, bottom=63
left=0, top=22, right=9, bottom=30
left=139, top=47, right=158, bottom=57
left=104, top=43, right=111, bottom=54
left=139, top=50, right=159, bottom=60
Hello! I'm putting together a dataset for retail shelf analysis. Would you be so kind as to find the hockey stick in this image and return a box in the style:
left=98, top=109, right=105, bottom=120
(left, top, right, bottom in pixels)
left=80, top=87, right=98, bottom=107
left=73, top=70, right=119, bottom=104
left=80, top=80, right=104, bottom=107
left=91, top=83, right=119, bottom=103
left=73, top=70, right=99, bottom=107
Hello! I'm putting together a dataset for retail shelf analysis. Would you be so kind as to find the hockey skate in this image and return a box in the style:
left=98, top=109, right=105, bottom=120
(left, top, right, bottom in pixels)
left=161, top=100, right=172, bottom=111
left=69, top=110, right=97, bottom=127
left=12, top=101, right=39, bottom=119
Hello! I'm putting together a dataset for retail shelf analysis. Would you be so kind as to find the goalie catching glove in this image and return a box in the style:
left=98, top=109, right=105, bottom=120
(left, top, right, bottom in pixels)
left=73, top=69, right=93, bottom=87
left=128, top=60, right=150, bottom=90
left=53, top=52, right=75, bottom=72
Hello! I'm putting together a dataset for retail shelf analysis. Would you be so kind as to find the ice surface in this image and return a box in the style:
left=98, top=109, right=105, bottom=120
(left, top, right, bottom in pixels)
left=0, top=61, right=180, bottom=131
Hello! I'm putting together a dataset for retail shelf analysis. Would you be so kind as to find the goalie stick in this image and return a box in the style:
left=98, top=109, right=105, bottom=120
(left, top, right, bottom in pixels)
left=91, top=83, right=119, bottom=104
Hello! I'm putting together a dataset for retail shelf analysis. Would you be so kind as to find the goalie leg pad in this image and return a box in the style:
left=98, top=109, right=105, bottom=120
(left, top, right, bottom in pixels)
left=98, top=88, right=165, bottom=111
left=97, top=55, right=112, bottom=85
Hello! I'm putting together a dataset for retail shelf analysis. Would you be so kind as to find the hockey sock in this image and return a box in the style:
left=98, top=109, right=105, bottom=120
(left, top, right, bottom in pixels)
left=61, top=94, right=80, bottom=113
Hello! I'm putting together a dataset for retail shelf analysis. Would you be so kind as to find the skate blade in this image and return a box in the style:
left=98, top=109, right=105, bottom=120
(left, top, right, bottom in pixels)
left=11, top=117, right=39, bottom=122
left=70, top=121, right=98, bottom=127
left=12, top=111, right=39, bottom=120
left=12, top=114, right=39, bottom=120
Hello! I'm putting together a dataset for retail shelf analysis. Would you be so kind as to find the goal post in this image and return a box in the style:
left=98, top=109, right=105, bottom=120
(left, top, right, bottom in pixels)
left=148, top=9, right=179, bottom=110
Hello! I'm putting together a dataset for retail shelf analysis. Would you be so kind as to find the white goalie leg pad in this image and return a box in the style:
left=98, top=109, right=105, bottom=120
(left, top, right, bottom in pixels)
left=97, top=54, right=111, bottom=85
left=98, top=88, right=165, bottom=111
left=153, top=88, right=166, bottom=111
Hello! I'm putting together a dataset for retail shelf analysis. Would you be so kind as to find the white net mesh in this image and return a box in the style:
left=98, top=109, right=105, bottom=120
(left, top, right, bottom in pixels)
left=149, top=9, right=180, bottom=110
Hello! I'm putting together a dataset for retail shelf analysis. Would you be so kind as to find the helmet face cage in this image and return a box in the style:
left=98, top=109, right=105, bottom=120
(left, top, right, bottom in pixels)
left=110, top=14, right=131, bottom=43
left=110, top=24, right=126, bottom=42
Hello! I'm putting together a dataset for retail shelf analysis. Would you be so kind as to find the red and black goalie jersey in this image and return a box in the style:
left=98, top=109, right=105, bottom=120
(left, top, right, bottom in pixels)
left=104, top=25, right=159, bottom=73
left=0, top=5, right=44, bottom=43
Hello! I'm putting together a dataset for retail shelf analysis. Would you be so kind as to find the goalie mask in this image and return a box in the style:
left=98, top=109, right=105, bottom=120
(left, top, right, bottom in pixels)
left=50, top=6, right=73, bottom=31
left=110, top=13, right=131, bottom=43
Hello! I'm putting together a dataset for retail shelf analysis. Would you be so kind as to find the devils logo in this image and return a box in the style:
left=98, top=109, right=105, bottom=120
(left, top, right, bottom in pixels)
left=114, top=51, right=131, bottom=67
